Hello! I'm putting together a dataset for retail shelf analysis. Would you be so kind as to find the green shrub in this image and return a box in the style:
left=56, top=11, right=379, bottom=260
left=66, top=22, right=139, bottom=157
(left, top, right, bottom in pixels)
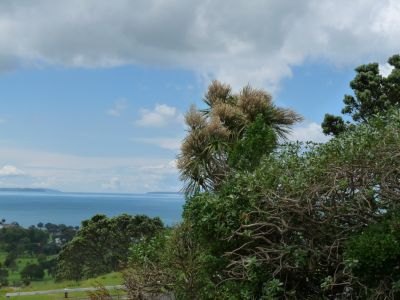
left=20, top=263, right=45, bottom=281
left=345, top=213, right=400, bottom=294
left=126, top=224, right=217, bottom=300
left=0, top=268, right=8, bottom=287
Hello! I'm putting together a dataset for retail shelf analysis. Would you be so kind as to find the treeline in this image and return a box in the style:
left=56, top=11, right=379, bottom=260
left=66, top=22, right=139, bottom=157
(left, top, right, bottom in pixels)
left=0, top=222, right=78, bottom=254
left=121, top=55, right=400, bottom=299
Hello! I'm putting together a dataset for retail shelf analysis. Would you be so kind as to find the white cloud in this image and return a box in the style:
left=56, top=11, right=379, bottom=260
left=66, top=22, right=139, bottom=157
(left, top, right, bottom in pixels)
left=288, top=122, right=331, bottom=143
left=102, top=177, right=121, bottom=190
left=379, top=63, right=394, bottom=77
left=107, top=99, right=128, bottom=117
left=0, top=1, right=398, bottom=90
left=0, top=165, right=25, bottom=177
left=132, top=137, right=182, bottom=150
left=153, top=138, right=182, bottom=150
left=136, top=104, right=183, bottom=127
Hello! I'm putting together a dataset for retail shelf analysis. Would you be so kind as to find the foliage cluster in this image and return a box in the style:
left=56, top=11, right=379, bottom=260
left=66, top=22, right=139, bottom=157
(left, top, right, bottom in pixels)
left=125, top=224, right=213, bottom=300
left=20, top=263, right=45, bottom=282
left=344, top=212, right=400, bottom=297
left=0, top=225, right=49, bottom=255
left=0, top=222, right=77, bottom=256
left=57, top=214, right=164, bottom=281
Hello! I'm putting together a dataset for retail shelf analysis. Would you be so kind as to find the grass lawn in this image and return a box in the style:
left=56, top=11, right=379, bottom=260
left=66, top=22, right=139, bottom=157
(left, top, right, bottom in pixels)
left=0, top=250, right=124, bottom=299
left=1, top=272, right=124, bottom=299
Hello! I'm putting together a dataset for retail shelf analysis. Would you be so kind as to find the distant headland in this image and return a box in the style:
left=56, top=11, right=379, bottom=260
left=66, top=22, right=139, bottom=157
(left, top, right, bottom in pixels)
left=0, top=188, right=183, bottom=194
left=0, top=188, right=61, bottom=193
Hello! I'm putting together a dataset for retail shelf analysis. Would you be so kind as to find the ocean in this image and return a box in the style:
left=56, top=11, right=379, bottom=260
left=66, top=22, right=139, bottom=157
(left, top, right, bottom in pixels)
left=0, top=191, right=185, bottom=227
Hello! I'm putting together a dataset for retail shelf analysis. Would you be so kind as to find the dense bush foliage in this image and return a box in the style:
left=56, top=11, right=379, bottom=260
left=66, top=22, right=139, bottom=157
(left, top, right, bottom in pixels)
left=126, top=223, right=220, bottom=299
left=125, top=69, right=400, bottom=298
left=183, top=110, right=400, bottom=299
left=344, top=212, right=400, bottom=297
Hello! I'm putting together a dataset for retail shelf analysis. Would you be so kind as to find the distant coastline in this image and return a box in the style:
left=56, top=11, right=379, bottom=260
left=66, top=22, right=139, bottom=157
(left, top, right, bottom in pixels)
left=0, top=188, right=61, bottom=193
left=0, top=188, right=183, bottom=195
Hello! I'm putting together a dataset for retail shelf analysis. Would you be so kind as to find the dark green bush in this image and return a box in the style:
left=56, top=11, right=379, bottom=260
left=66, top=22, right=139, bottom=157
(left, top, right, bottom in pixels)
left=0, top=268, right=8, bottom=287
left=345, top=213, right=400, bottom=294
left=20, top=263, right=45, bottom=281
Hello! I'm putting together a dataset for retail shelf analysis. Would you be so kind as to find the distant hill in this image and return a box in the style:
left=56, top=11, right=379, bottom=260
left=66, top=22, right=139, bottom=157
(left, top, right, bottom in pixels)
left=0, top=188, right=61, bottom=193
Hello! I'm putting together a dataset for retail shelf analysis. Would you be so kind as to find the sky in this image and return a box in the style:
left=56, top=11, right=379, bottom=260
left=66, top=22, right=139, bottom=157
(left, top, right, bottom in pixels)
left=0, top=0, right=399, bottom=193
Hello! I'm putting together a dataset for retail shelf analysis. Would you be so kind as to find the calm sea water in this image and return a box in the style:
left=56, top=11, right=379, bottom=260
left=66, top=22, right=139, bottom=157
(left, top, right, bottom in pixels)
left=0, top=192, right=185, bottom=227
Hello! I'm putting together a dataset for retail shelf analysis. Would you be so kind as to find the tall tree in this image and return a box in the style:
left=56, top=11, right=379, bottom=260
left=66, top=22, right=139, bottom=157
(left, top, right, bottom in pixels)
left=57, top=214, right=164, bottom=280
left=322, top=54, right=400, bottom=136
left=177, top=81, right=302, bottom=194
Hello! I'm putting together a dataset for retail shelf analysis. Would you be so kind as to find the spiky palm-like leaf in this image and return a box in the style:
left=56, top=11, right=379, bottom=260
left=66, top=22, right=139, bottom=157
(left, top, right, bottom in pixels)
left=178, top=81, right=302, bottom=195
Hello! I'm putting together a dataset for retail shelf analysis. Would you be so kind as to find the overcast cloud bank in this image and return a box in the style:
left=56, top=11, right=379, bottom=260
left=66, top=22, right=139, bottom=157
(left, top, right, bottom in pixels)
left=0, top=0, right=399, bottom=90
